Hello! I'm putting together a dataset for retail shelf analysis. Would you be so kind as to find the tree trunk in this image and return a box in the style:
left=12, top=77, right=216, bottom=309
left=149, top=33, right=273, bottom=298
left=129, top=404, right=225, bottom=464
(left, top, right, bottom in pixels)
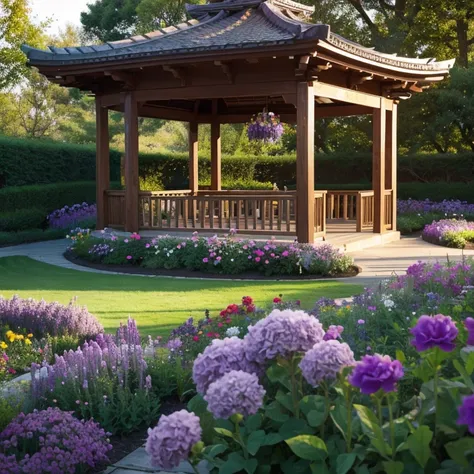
left=456, top=19, right=469, bottom=68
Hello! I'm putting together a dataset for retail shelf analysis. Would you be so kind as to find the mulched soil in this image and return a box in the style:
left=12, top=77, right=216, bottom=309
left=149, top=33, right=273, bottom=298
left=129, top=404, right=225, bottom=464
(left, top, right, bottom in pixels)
left=64, top=252, right=360, bottom=280
left=421, top=235, right=474, bottom=250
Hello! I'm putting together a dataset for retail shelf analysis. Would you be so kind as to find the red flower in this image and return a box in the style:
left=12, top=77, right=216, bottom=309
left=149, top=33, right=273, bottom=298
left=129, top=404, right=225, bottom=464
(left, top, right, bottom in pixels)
left=273, top=297, right=282, bottom=303
left=193, top=336, right=199, bottom=342
left=225, top=319, right=232, bottom=324
left=218, top=323, right=223, bottom=328
left=242, top=296, right=253, bottom=306
left=247, top=304, right=256, bottom=313
left=296, top=300, right=301, bottom=306
left=206, top=332, right=214, bottom=338
left=226, top=304, right=239, bottom=314
left=220, top=310, right=227, bottom=318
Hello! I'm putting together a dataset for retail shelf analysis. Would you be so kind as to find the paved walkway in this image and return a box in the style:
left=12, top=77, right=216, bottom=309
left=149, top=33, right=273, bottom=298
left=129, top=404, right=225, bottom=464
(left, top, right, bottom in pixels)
left=1, top=236, right=473, bottom=286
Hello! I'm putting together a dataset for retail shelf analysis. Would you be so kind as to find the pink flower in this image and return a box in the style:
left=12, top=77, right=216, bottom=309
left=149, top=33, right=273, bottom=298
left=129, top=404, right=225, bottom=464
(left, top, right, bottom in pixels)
left=145, top=243, right=150, bottom=248
left=177, top=245, right=181, bottom=249
left=255, top=257, right=261, bottom=263
left=270, top=253, right=275, bottom=258
left=193, top=336, right=199, bottom=342
left=273, top=297, right=282, bottom=303
left=282, top=250, right=289, bottom=257
left=203, top=258, right=209, bottom=263
left=218, top=323, right=223, bottom=328
left=216, top=256, right=222, bottom=261
left=265, top=260, right=269, bottom=264
left=126, top=255, right=132, bottom=260
left=124, top=239, right=129, bottom=243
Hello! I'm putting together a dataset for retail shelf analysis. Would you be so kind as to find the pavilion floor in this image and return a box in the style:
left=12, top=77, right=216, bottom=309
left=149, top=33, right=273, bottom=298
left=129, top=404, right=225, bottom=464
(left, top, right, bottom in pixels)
left=99, top=220, right=400, bottom=252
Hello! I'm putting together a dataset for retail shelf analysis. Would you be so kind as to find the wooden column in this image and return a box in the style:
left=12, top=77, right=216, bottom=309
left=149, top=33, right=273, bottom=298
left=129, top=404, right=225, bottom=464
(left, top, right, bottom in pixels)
left=385, top=103, right=397, bottom=231
left=95, top=97, right=110, bottom=230
left=124, top=92, right=139, bottom=232
left=211, top=99, right=221, bottom=190
left=372, top=99, right=386, bottom=234
left=296, top=82, right=315, bottom=243
left=189, top=122, right=199, bottom=193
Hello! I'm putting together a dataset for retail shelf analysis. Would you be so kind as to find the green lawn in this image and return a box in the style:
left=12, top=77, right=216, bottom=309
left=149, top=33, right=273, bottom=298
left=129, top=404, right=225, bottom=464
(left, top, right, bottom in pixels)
left=0, top=256, right=363, bottom=337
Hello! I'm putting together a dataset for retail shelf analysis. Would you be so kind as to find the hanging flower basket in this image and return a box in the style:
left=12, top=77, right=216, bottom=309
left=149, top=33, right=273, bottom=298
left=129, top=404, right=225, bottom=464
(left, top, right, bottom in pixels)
left=247, top=111, right=284, bottom=143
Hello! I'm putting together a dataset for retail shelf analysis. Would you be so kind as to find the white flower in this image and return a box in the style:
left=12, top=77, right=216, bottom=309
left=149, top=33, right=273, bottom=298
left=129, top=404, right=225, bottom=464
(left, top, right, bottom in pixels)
left=226, top=327, right=241, bottom=337
left=383, top=299, right=395, bottom=309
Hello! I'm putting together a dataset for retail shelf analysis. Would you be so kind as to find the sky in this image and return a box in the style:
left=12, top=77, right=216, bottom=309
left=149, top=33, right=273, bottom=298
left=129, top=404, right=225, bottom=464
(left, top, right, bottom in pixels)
left=30, top=0, right=90, bottom=34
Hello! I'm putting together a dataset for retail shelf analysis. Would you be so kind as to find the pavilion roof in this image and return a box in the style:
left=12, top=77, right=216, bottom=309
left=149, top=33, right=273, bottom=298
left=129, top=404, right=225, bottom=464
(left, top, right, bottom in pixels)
left=23, top=0, right=454, bottom=76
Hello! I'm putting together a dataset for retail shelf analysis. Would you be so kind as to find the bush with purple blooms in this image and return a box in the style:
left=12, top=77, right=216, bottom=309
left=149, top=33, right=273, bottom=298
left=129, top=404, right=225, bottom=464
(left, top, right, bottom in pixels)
left=70, top=230, right=355, bottom=277
left=47, top=202, right=96, bottom=230
left=0, top=295, right=103, bottom=339
left=0, top=407, right=111, bottom=474
left=31, top=318, right=160, bottom=435
left=422, top=218, right=474, bottom=248
left=143, top=306, right=474, bottom=473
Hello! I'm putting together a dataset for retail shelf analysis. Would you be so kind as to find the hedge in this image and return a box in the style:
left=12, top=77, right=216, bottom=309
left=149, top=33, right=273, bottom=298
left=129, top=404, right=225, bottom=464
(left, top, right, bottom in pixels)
left=2, top=135, right=474, bottom=189
left=0, top=181, right=118, bottom=214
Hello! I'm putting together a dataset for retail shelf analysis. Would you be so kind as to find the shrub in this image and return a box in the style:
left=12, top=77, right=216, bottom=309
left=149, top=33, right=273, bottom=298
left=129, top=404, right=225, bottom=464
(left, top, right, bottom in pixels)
left=32, top=318, right=160, bottom=435
left=0, top=229, right=66, bottom=247
left=0, top=384, right=29, bottom=432
left=0, top=408, right=112, bottom=473
left=0, top=209, right=46, bottom=232
left=422, top=219, right=474, bottom=247
left=0, top=295, right=103, bottom=339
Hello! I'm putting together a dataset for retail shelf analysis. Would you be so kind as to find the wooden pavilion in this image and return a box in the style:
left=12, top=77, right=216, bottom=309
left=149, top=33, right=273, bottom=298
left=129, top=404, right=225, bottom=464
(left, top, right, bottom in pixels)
left=23, top=0, right=454, bottom=243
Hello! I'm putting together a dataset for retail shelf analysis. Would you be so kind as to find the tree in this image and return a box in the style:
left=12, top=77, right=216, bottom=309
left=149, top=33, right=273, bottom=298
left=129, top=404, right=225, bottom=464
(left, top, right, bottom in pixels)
left=0, top=0, right=47, bottom=89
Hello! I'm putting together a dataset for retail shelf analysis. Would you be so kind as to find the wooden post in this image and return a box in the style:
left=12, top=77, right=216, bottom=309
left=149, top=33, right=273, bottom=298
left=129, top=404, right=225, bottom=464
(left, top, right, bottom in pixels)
left=372, top=100, right=386, bottom=233
left=211, top=99, right=221, bottom=190
left=189, top=122, right=199, bottom=193
left=95, top=98, right=110, bottom=230
left=124, top=92, right=139, bottom=232
left=296, top=82, right=315, bottom=243
left=385, top=103, right=397, bottom=231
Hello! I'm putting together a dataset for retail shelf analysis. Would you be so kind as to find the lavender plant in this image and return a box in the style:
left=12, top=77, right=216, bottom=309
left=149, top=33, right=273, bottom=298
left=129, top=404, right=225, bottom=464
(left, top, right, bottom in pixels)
left=47, top=203, right=96, bottom=229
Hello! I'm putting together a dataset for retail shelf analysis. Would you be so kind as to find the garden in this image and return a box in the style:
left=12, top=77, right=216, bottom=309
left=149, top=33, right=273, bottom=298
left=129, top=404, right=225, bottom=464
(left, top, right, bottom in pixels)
left=2, top=258, right=474, bottom=473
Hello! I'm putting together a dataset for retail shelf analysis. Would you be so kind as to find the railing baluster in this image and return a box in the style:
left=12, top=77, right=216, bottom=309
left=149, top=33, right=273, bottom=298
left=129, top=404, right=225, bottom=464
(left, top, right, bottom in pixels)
left=210, top=200, right=214, bottom=229
left=244, top=200, right=249, bottom=230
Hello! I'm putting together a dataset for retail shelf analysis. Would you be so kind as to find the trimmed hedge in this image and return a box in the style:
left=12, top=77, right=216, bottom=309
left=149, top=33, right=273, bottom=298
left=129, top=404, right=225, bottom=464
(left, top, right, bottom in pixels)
left=0, top=228, right=66, bottom=247
left=2, top=135, right=474, bottom=189
left=0, top=209, right=47, bottom=232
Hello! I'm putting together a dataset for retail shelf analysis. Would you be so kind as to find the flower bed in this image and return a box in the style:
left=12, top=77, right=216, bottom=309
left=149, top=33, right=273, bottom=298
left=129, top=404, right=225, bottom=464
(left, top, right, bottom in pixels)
left=69, top=230, right=356, bottom=278
left=47, top=202, right=96, bottom=230
left=422, top=219, right=474, bottom=248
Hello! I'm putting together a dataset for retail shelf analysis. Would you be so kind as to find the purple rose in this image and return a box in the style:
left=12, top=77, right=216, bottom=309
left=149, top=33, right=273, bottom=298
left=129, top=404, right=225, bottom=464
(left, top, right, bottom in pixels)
left=465, top=318, right=474, bottom=346
left=323, top=325, right=344, bottom=341
left=457, top=394, right=474, bottom=434
left=145, top=410, right=202, bottom=469
left=410, top=314, right=458, bottom=352
left=349, top=354, right=404, bottom=394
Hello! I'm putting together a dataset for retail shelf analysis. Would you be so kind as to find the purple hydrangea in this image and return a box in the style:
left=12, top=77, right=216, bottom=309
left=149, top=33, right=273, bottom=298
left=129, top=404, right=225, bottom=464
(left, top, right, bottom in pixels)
left=300, top=340, right=355, bottom=386
left=457, top=394, right=474, bottom=434
left=243, top=309, right=324, bottom=363
left=410, top=314, right=458, bottom=352
left=0, top=408, right=112, bottom=474
left=145, top=410, right=202, bottom=469
left=0, top=454, right=20, bottom=474
left=0, top=295, right=103, bottom=339
left=192, top=337, right=260, bottom=395
left=465, top=317, right=474, bottom=346
left=349, top=354, right=404, bottom=394
left=323, top=325, right=344, bottom=341
left=204, top=370, right=265, bottom=419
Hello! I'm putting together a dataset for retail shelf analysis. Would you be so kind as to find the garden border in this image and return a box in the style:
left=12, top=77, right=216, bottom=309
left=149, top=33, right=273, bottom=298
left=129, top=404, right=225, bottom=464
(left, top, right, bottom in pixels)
left=64, top=252, right=360, bottom=281
left=422, top=234, right=474, bottom=250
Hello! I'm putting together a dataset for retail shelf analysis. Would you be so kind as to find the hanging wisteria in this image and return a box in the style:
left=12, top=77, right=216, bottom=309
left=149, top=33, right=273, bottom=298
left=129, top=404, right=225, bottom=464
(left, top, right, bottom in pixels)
left=247, top=110, right=284, bottom=142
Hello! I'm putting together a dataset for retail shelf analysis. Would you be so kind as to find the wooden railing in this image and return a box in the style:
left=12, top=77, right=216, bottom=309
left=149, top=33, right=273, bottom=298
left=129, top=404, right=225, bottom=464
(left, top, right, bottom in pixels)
left=105, top=189, right=327, bottom=236
left=356, top=191, right=375, bottom=232
left=326, top=191, right=359, bottom=221
left=384, top=189, right=394, bottom=230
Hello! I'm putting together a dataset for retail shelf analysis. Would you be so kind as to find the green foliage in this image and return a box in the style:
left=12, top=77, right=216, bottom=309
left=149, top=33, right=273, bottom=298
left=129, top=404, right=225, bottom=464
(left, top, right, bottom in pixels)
left=0, top=383, right=29, bottom=431
left=0, top=208, right=46, bottom=232
left=0, top=228, right=66, bottom=247
left=444, top=230, right=474, bottom=248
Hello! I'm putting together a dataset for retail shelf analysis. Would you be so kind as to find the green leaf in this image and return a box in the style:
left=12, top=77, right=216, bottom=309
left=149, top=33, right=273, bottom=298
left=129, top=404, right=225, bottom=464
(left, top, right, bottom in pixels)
left=247, top=430, right=265, bottom=455
left=266, top=364, right=291, bottom=390
left=245, top=414, right=262, bottom=432
left=285, top=435, right=328, bottom=461
left=219, top=452, right=246, bottom=474
left=300, top=395, right=326, bottom=416
left=336, top=453, right=357, bottom=474
left=279, top=418, right=312, bottom=440
left=245, top=458, right=258, bottom=474
left=187, top=394, right=208, bottom=415
left=215, top=428, right=234, bottom=439
left=256, top=466, right=271, bottom=474
left=355, top=466, right=370, bottom=474
left=265, top=401, right=289, bottom=423
left=395, top=350, right=406, bottom=364
left=310, top=461, right=330, bottom=474
left=262, top=433, right=282, bottom=446
left=453, top=359, right=474, bottom=390
left=307, top=410, right=326, bottom=428
left=353, top=404, right=382, bottom=437
left=445, top=437, right=474, bottom=468
left=406, top=425, right=433, bottom=468
left=206, top=444, right=227, bottom=458
left=382, top=460, right=404, bottom=474
left=276, top=390, right=295, bottom=413
left=330, top=402, right=348, bottom=438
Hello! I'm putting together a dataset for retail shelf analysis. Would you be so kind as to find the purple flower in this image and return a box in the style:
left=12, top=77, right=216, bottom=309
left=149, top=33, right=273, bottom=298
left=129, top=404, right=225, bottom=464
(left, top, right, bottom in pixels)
left=204, top=370, right=265, bottom=419
left=192, top=337, right=260, bottom=395
left=300, top=340, right=355, bottom=386
left=457, top=394, right=474, bottom=434
left=243, top=309, right=324, bottom=363
left=48, top=202, right=96, bottom=229
left=368, top=306, right=377, bottom=312
left=166, top=338, right=183, bottom=351
left=145, top=410, right=201, bottom=469
left=357, top=319, right=365, bottom=325
left=349, top=354, right=404, bottom=394
left=465, top=318, right=474, bottom=346
left=410, top=314, right=458, bottom=352
left=323, top=325, right=344, bottom=341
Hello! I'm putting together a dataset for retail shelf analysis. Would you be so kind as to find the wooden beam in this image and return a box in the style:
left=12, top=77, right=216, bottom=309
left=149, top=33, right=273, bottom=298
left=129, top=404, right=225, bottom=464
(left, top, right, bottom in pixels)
left=211, top=99, right=221, bottom=191
left=314, top=81, right=393, bottom=110
left=189, top=121, right=199, bottom=193
left=214, top=61, right=234, bottom=83
left=296, top=82, right=315, bottom=243
left=162, top=65, right=188, bottom=86
left=104, top=71, right=136, bottom=88
left=385, top=103, right=397, bottom=231
left=137, top=104, right=194, bottom=121
left=95, top=98, right=110, bottom=230
left=373, top=99, right=386, bottom=234
left=124, top=92, right=139, bottom=232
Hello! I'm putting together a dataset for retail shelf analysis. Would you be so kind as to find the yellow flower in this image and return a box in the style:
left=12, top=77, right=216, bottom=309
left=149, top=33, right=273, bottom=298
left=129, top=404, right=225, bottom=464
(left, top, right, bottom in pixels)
left=15, top=334, right=24, bottom=340
left=5, top=330, right=13, bottom=338
left=27, top=334, right=33, bottom=338
left=8, top=336, right=15, bottom=343
left=25, top=339, right=32, bottom=345
left=198, top=331, right=203, bottom=335
left=0, top=342, right=7, bottom=349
